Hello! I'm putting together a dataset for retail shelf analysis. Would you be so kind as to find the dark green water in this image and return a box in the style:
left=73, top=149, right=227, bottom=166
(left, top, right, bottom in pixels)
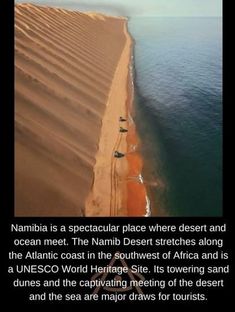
left=129, top=17, right=222, bottom=216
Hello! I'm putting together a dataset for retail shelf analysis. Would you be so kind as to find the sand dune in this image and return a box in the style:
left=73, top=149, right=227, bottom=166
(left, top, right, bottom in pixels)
left=15, top=3, right=128, bottom=216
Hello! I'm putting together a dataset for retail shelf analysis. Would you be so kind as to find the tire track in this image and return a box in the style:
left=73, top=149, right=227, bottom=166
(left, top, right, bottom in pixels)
left=114, top=132, right=123, bottom=214
left=110, top=127, right=123, bottom=216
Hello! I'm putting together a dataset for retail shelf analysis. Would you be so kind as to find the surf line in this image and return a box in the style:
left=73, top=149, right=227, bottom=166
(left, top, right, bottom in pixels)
left=125, top=21, right=151, bottom=217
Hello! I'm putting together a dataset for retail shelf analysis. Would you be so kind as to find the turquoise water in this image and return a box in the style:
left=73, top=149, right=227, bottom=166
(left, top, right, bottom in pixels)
left=129, top=17, right=222, bottom=216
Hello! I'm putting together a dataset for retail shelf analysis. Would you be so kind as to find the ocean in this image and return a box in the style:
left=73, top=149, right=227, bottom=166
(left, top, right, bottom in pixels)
left=128, top=17, right=222, bottom=216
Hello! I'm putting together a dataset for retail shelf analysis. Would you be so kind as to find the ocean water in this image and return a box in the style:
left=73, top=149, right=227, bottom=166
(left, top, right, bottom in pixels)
left=129, top=17, right=222, bottom=216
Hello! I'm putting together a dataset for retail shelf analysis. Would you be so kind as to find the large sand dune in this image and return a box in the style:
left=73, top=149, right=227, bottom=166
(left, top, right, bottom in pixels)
left=15, top=3, right=129, bottom=216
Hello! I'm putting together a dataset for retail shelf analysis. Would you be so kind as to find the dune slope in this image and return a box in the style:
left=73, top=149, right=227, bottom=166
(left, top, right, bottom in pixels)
left=15, top=3, right=127, bottom=216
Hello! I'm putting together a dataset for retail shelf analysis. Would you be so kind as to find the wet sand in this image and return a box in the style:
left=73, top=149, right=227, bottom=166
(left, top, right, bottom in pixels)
left=126, top=70, right=149, bottom=217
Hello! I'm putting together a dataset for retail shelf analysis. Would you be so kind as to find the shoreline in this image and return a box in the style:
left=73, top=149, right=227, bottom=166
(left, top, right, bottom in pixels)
left=125, top=27, right=150, bottom=217
left=86, top=19, right=149, bottom=216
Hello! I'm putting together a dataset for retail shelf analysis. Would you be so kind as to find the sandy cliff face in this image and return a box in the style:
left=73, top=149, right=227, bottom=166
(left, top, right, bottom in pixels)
left=15, top=3, right=127, bottom=216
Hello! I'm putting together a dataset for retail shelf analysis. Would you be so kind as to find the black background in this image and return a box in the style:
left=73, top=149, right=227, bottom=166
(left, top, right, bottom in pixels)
left=0, top=0, right=233, bottom=309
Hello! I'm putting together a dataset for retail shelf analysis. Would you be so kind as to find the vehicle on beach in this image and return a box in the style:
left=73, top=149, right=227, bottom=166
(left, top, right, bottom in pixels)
left=119, top=127, right=128, bottom=133
left=114, top=151, right=125, bottom=158
left=119, top=116, right=127, bottom=122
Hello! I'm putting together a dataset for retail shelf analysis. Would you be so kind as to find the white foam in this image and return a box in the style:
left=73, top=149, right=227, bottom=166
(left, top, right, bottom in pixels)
left=129, top=144, right=137, bottom=152
left=128, top=114, right=134, bottom=124
left=138, top=174, right=144, bottom=184
left=145, top=195, right=151, bottom=217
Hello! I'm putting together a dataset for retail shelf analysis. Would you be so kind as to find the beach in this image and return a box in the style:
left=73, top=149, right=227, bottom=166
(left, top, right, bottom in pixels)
left=15, top=3, right=148, bottom=216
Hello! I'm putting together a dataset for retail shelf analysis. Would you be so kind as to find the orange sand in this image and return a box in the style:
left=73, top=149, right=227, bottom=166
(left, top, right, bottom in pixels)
left=126, top=83, right=148, bottom=216
left=123, top=60, right=149, bottom=216
left=86, top=21, right=148, bottom=216
left=85, top=19, right=131, bottom=216
left=15, top=3, right=148, bottom=217
left=15, top=3, right=129, bottom=216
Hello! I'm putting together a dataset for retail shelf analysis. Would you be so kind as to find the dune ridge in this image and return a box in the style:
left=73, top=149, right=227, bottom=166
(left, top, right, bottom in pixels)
left=85, top=18, right=149, bottom=217
left=15, top=3, right=129, bottom=216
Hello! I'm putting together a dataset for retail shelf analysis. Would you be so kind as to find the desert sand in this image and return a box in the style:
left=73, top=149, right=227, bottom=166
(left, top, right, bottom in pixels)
left=15, top=3, right=148, bottom=216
